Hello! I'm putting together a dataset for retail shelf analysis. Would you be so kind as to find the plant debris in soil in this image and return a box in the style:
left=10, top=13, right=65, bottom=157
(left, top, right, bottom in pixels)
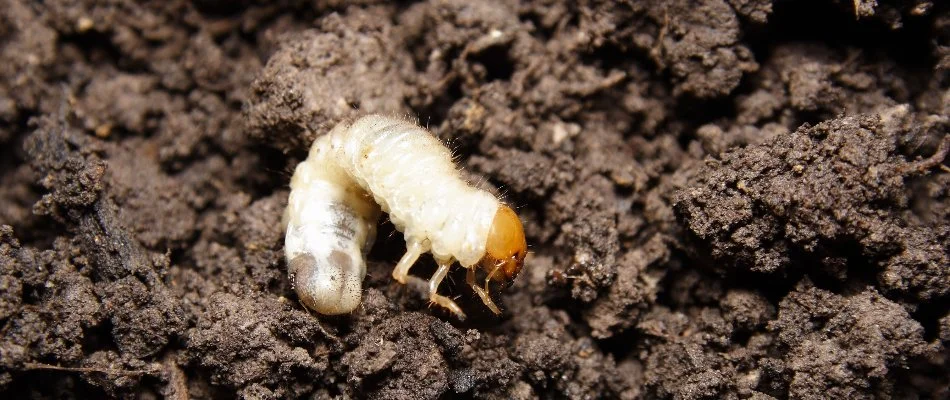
left=0, top=0, right=948, bottom=399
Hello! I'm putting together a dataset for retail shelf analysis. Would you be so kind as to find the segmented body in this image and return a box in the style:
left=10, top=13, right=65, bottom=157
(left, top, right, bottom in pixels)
left=328, top=116, right=499, bottom=266
left=284, top=115, right=503, bottom=315
left=283, top=138, right=379, bottom=314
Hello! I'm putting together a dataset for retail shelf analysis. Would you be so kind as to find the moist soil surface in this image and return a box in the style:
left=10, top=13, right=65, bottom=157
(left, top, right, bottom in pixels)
left=1, top=1, right=949, bottom=399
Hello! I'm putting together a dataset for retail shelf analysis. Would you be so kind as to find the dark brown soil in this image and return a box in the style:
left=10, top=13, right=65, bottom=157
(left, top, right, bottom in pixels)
left=1, top=0, right=948, bottom=399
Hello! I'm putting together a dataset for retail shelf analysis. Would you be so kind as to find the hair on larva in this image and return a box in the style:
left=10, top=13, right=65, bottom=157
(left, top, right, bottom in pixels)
left=284, top=114, right=527, bottom=320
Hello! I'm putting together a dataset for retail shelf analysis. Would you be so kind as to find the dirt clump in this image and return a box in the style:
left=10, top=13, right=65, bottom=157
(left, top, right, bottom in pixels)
left=675, top=107, right=949, bottom=303
left=244, top=7, right=416, bottom=154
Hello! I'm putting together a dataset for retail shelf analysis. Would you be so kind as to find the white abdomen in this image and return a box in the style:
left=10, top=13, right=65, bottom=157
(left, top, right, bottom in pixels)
left=284, top=137, right=379, bottom=314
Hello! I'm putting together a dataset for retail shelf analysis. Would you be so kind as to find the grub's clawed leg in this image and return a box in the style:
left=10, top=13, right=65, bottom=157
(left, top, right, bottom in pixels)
left=428, top=260, right=466, bottom=320
left=392, top=242, right=466, bottom=320
left=467, top=268, right=502, bottom=315
left=392, top=240, right=426, bottom=284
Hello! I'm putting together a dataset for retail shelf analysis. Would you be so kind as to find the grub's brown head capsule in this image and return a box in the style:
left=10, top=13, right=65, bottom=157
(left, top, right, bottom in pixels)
left=479, top=205, right=527, bottom=286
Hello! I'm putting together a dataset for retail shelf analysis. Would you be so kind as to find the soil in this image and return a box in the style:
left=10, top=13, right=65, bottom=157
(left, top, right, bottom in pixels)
left=0, top=0, right=948, bottom=399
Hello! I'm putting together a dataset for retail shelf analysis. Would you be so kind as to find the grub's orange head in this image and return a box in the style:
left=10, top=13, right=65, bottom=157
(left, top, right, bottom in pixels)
left=480, top=205, right=527, bottom=285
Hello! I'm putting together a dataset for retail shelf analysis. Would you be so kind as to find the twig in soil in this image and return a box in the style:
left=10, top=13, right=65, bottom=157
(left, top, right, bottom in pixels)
left=163, top=354, right=189, bottom=400
left=22, top=362, right=149, bottom=376
left=651, top=7, right=671, bottom=61
left=900, top=135, right=950, bottom=175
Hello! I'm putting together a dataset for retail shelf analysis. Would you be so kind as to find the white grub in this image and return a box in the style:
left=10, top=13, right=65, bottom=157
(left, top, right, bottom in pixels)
left=284, top=115, right=527, bottom=319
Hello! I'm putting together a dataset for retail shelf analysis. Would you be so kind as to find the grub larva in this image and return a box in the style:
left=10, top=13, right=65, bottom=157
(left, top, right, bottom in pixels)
left=284, top=114, right=527, bottom=319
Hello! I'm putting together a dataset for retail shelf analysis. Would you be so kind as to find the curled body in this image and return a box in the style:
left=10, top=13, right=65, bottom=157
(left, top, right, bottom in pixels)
left=283, top=140, right=380, bottom=314
left=284, top=115, right=527, bottom=318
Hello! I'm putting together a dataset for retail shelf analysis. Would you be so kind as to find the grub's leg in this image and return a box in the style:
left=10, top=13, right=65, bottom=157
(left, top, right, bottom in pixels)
left=467, top=268, right=501, bottom=315
left=428, top=260, right=466, bottom=320
left=392, top=240, right=426, bottom=284
left=484, top=265, right=502, bottom=296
